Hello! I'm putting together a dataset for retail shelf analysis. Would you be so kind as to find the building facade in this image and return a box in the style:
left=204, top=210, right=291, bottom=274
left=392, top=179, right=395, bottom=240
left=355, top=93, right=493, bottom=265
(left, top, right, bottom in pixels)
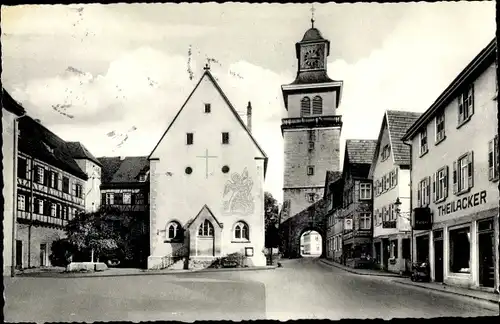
left=2, top=90, right=26, bottom=276
left=98, top=156, right=150, bottom=267
left=15, top=116, right=91, bottom=269
left=281, top=22, right=343, bottom=221
left=340, top=139, right=377, bottom=268
left=302, top=230, right=321, bottom=255
left=324, top=171, right=343, bottom=262
left=369, top=110, right=421, bottom=274
left=148, top=66, right=268, bottom=269
left=402, top=39, right=498, bottom=290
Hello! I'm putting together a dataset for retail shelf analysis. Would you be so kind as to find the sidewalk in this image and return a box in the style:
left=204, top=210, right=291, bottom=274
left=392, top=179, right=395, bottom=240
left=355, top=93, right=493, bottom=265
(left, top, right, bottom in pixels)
left=13, top=265, right=277, bottom=278
left=320, top=259, right=406, bottom=278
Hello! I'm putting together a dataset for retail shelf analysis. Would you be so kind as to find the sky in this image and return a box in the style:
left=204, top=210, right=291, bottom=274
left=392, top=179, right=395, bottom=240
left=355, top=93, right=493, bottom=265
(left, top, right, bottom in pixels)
left=1, top=2, right=496, bottom=204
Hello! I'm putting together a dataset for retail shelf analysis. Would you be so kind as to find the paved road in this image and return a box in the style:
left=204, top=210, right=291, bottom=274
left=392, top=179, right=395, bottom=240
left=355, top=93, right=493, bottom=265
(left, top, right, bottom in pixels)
left=4, top=257, right=497, bottom=322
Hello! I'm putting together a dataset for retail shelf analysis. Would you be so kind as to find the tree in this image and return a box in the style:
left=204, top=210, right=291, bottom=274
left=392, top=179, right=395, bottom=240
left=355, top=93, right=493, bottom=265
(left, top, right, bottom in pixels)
left=65, top=208, right=120, bottom=263
left=264, top=192, right=280, bottom=248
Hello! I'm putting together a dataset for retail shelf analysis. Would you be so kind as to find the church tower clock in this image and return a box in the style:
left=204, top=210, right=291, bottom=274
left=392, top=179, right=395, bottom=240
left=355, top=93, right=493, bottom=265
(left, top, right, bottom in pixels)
left=280, top=18, right=343, bottom=222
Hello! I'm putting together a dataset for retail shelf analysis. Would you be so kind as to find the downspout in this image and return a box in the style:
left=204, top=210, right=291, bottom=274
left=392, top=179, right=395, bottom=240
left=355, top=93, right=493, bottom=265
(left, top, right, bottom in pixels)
left=402, top=139, right=413, bottom=268
left=11, top=113, right=26, bottom=276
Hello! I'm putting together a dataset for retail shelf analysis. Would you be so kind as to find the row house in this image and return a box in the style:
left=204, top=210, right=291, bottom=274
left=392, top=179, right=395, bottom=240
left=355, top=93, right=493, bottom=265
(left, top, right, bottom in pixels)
left=97, top=156, right=150, bottom=267
left=324, top=171, right=343, bottom=263
left=402, top=38, right=498, bottom=291
left=15, top=115, right=100, bottom=269
left=338, top=139, right=377, bottom=268
left=2, top=90, right=26, bottom=276
left=368, top=110, right=421, bottom=274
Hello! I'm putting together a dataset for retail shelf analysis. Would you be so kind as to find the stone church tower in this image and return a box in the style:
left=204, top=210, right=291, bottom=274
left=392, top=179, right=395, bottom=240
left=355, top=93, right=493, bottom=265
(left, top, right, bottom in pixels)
left=281, top=19, right=343, bottom=222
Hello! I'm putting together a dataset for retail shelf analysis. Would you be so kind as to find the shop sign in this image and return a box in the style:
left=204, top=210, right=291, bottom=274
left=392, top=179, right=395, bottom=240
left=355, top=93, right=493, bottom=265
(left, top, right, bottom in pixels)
left=437, top=190, right=487, bottom=217
left=413, top=207, right=432, bottom=230
left=344, top=218, right=353, bottom=230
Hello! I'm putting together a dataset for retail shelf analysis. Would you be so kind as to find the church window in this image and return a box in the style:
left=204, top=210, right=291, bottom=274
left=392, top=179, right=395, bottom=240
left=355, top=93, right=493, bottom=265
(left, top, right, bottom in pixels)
left=301, top=97, right=311, bottom=116
left=166, top=221, right=183, bottom=240
left=186, top=133, right=193, bottom=145
left=234, top=221, right=249, bottom=241
left=204, top=103, right=211, bottom=113
left=198, top=219, right=214, bottom=237
left=307, top=165, right=315, bottom=176
left=312, top=96, right=323, bottom=115
left=185, top=167, right=193, bottom=174
left=222, top=165, right=230, bottom=173
left=222, top=132, right=230, bottom=144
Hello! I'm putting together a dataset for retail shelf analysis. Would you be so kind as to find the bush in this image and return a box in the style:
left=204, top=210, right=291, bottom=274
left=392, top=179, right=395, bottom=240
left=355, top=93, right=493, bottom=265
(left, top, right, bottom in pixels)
left=49, top=239, right=76, bottom=267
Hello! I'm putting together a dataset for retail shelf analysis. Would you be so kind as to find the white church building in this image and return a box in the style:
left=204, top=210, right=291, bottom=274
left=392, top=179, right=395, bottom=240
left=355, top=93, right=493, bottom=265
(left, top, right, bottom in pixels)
left=147, top=65, right=268, bottom=268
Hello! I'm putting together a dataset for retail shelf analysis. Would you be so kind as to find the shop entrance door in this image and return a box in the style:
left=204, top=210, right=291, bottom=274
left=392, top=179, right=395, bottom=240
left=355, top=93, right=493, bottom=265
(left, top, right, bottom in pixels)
left=433, top=230, right=444, bottom=283
left=478, top=219, right=494, bottom=288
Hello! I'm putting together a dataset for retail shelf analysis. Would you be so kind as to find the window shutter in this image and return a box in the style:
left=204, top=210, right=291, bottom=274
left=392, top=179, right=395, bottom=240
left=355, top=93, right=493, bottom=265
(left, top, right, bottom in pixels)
left=444, top=166, right=449, bottom=199
left=417, top=182, right=421, bottom=207
left=488, top=139, right=494, bottom=180
left=101, top=193, right=106, bottom=204
left=394, top=168, right=398, bottom=186
left=432, top=172, right=436, bottom=202
left=452, top=160, right=458, bottom=195
left=495, top=136, right=499, bottom=179
left=468, top=85, right=474, bottom=116
left=458, top=96, right=463, bottom=124
left=426, top=176, right=431, bottom=205
left=467, top=151, right=474, bottom=189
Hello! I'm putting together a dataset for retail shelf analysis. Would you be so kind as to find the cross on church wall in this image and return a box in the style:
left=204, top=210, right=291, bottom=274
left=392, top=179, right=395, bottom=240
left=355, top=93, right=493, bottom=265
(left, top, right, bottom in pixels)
left=197, top=149, right=218, bottom=179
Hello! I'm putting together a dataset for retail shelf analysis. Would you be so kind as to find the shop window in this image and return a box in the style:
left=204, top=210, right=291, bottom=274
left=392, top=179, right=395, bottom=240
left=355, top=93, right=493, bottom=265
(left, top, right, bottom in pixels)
left=391, top=240, right=398, bottom=259
left=449, top=227, right=471, bottom=274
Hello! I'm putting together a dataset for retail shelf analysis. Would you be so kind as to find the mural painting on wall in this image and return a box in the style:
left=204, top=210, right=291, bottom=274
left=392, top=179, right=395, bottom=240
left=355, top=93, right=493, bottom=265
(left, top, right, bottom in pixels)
left=223, top=167, right=254, bottom=216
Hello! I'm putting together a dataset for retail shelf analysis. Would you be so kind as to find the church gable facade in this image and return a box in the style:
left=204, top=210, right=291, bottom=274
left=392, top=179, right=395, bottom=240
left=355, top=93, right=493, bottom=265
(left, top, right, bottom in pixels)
left=148, top=67, right=267, bottom=268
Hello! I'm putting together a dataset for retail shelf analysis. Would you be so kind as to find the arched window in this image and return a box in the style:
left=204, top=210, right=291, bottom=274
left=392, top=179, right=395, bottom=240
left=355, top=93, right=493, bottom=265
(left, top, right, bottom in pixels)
left=198, top=219, right=214, bottom=237
left=234, top=221, right=249, bottom=240
left=312, top=96, right=323, bottom=115
left=300, top=97, right=311, bottom=116
left=166, top=221, right=183, bottom=240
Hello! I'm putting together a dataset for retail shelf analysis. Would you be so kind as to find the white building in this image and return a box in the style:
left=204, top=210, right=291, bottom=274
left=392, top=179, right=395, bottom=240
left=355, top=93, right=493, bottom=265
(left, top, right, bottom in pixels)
left=402, top=38, right=498, bottom=290
left=369, top=110, right=421, bottom=274
left=147, top=65, right=268, bottom=269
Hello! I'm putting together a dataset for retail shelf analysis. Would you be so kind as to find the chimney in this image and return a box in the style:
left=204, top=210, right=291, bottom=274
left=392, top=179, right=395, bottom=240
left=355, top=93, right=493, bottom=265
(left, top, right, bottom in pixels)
left=246, top=101, right=252, bottom=133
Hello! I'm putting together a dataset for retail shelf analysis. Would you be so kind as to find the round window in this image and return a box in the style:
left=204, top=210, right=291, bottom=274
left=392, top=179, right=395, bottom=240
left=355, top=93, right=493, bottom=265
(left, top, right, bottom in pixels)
left=185, top=167, right=193, bottom=174
left=222, top=165, right=230, bottom=173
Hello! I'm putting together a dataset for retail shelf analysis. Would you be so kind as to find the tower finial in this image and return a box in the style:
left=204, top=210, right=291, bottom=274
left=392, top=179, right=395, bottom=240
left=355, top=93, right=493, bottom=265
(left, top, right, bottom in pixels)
left=310, top=3, right=316, bottom=28
left=204, top=59, right=210, bottom=71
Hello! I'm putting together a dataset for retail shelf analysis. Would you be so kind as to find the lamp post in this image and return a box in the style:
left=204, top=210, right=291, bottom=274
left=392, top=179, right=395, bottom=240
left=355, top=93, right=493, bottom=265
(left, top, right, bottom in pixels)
left=395, top=197, right=413, bottom=273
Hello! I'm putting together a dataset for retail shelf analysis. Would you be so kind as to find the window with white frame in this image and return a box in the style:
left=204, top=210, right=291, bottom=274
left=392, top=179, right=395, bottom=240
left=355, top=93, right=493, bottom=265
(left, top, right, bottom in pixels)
left=359, top=183, right=372, bottom=200
left=359, top=213, right=371, bottom=229
left=37, top=166, right=45, bottom=184
left=381, top=144, right=390, bottom=161
left=435, top=111, right=446, bottom=143
left=458, top=84, right=474, bottom=125
left=434, top=166, right=448, bottom=202
left=417, top=177, right=430, bottom=207
left=453, top=152, right=474, bottom=194
left=51, top=203, right=57, bottom=217
left=488, top=136, right=499, bottom=181
left=106, top=193, right=114, bottom=205
left=166, top=221, right=182, bottom=240
left=419, top=129, right=428, bottom=155
left=198, top=219, right=214, bottom=237
left=38, top=199, right=44, bottom=214
left=17, top=195, right=25, bottom=211
left=123, top=192, right=132, bottom=205
left=234, top=221, right=249, bottom=241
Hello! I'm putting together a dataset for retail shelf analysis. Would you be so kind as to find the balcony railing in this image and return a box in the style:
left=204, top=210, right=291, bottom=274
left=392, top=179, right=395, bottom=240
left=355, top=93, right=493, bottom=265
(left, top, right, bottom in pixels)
left=17, top=210, right=68, bottom=227
left=281, top=115, right=342, bottom=131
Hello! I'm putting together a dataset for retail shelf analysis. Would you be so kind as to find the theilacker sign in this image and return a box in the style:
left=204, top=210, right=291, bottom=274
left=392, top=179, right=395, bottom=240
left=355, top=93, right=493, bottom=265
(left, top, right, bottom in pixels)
left=437, top=190, right=487, bottom=216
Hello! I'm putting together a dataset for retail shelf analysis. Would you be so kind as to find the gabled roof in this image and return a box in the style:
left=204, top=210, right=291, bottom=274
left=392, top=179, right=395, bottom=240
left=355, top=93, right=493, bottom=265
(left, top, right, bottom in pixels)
left=97, top=156, right=149, bottom=184
left=343, top=139, right=377, bottom=179
left=18, top=117, right=88, bottom=180
left=369, top=110, right=422, bottom=177
left=147, top=69, right=268, bottom=176
left=2, top=89, right=26, bottom=116
left=186, top=204, right=223, bottom=229
left=66, top=141, right=102, bottom=167
left=402, top=38, right=496, bottom=141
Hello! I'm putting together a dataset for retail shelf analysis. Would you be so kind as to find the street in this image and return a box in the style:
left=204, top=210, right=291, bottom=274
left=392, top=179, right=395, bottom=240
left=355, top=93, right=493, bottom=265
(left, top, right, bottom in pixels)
left=4, top=257, right=497, bottom=322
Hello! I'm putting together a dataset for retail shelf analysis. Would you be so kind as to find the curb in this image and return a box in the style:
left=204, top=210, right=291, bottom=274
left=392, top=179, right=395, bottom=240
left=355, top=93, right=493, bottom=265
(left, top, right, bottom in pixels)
left=319, top=259, right=405, bottom=278
left=392, top=280, right=499, bottom=305
left=14, top=266, right=277, bottom=279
